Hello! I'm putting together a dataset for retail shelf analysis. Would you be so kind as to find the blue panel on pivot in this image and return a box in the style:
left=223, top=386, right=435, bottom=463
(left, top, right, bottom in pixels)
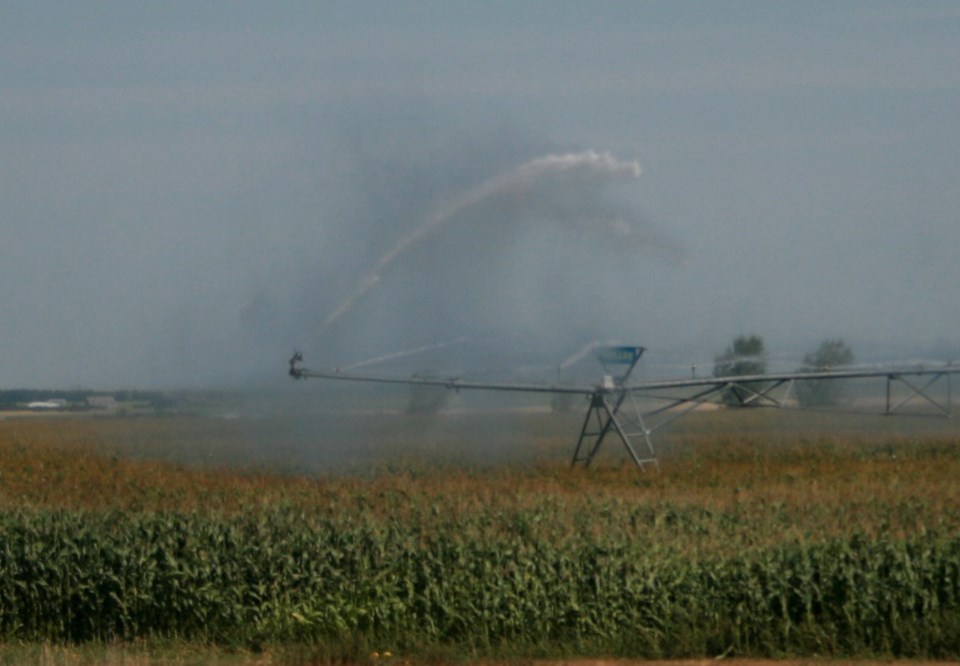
left=596, top=346, right=645, bottom=365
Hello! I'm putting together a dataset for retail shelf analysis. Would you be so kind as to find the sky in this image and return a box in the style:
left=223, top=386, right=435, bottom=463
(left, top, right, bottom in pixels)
left=2, top=1, right=959, bottom=388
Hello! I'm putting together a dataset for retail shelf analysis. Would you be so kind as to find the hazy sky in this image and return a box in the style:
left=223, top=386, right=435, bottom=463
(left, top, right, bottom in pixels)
left=3, top=2, right=959, bottom=388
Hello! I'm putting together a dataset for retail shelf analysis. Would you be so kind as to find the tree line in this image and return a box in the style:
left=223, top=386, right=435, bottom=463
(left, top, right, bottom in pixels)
left=713, top=335, right=855, bottom=408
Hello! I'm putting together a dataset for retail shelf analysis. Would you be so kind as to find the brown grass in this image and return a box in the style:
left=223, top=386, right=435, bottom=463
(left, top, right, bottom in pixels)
left=2, top=413, right=959, bottom=557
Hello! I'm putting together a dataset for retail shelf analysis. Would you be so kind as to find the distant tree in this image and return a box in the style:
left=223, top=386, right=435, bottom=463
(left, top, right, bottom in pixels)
left=796, top=338, right=855, bottom=408
left=713, top=335, right=767, bottom=405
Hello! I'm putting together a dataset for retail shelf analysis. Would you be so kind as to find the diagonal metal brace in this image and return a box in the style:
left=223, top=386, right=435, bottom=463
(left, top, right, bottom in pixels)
left=571, top=389, right=657, bottom=469
left=886, top=372, right=953, bottom=416
left=727, top=378, right=793, bottom=407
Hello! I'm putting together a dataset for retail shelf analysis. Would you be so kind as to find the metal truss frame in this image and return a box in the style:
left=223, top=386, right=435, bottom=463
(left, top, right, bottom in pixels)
left=570, top=346, right=659, bottom=469
left=884, top=370, right=953, bottom=416
left=289, top=353, right=960, bottom=470
left=570, top=369, right=956, bottom=468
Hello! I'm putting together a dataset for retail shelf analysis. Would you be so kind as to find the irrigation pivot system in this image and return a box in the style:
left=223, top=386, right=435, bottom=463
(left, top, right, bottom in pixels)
left=289, top=348, right=960, bottom=469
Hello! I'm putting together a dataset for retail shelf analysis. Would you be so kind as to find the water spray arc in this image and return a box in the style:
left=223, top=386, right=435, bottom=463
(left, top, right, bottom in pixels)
left=339, top=337, right=471, bottom=372
left=320, top=151, right=645, bottom=331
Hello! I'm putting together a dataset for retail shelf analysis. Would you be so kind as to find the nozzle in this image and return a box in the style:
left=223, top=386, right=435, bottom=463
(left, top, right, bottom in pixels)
left=289, top=351, right=304, bottom=379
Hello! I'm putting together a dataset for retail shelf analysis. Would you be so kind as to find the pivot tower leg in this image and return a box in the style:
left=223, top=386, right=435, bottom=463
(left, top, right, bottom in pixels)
left=571, top=390, right=658, bottom=469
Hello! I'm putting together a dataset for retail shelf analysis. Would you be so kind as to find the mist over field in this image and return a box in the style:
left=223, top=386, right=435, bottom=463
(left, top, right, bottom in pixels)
left=2, top=2, right=960, bottom=389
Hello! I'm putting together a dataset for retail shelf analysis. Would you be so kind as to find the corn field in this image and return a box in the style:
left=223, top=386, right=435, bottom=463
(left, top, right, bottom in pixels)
left=0, top=416, right=960, bottom=659
left=1, top=509, right=960, bottom=657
